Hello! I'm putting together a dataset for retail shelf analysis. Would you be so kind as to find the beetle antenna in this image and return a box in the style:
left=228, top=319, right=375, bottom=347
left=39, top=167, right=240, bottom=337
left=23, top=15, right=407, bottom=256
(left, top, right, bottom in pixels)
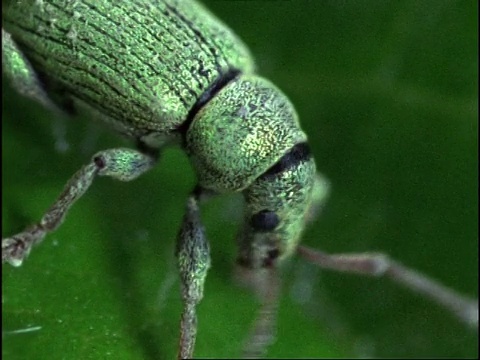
left=297, top=245, right=478, bottom=328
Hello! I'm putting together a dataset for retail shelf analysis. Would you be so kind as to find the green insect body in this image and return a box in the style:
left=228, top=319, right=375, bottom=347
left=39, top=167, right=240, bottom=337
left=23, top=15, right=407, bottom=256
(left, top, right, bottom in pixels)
left=3, top=0, right=318, bottom=267
left=5, top=0, right=254, bottom=136
left=3, top=0, right=321, bottom=357
left=3, top=0, right=478, bottom=359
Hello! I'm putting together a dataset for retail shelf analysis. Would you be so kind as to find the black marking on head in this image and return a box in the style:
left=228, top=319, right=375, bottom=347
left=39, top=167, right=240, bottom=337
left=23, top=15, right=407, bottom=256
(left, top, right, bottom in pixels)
left=262, top=248, right=280, bottom=268
left=177, top=69, right=241, bottom=138
left=260, top=143, right=312, bottom=181
left=250, top=210, right=280, bottom=232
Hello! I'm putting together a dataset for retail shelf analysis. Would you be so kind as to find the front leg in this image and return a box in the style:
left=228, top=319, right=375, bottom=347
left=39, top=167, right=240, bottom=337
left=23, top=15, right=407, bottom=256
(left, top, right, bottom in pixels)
left=297, top=246, right=478, bottom=328
left=2, top=148, right=157, bottom=266
left=176, top=194, right=211, bottom=359
left=236, top=266, right=280, bottom=359
left=299, top=172, right=478, bottom=328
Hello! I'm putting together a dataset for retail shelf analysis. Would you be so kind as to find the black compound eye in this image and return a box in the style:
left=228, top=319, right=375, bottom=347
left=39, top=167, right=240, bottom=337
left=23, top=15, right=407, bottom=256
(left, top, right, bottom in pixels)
left=250, top=210, right=279, bottom=232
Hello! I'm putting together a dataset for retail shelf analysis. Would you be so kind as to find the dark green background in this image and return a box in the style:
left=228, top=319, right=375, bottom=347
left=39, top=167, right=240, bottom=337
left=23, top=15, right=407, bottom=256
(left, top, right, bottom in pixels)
left=2, top=0, right=478, bottom=358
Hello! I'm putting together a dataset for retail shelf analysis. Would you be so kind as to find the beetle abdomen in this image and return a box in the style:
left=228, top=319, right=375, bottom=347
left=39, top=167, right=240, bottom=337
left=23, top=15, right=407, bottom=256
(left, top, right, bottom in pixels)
left=3, top=0, right=254, bottom=137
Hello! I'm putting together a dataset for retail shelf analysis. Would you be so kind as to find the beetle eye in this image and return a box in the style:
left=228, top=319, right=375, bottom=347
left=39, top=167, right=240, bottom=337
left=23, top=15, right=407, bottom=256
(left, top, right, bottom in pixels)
left=250, top=210, right=279, bottom=231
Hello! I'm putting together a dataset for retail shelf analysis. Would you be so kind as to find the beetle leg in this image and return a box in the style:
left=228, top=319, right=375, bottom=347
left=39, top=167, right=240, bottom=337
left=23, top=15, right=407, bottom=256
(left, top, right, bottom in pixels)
left=175, top=194, right=211, bottom=360
left=297, top=246, right=478, bottom=328
left=2, top=148, right=157, bottom=266
left=2, top=29, right=57, bottom=111
left=300, top=172, right=477, bottom=328
left=236, top=266, right=280, bottom=359
left=305, top=172, right=331, bottom=225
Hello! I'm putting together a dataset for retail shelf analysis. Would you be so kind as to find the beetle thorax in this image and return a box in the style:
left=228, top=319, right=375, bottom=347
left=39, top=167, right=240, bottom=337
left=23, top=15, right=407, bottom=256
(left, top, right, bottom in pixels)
left=186, top=75, right=307, bottom=193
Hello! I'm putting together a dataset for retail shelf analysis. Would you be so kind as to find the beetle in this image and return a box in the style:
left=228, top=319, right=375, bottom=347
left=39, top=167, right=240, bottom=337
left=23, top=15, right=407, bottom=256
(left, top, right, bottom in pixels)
left=1, top=0, right=478, bottom=358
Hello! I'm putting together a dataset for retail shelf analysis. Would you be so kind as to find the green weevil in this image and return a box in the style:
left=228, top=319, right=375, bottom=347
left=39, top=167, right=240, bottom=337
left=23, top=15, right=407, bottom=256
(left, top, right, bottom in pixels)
left=2, top=0, right=478, bottom=358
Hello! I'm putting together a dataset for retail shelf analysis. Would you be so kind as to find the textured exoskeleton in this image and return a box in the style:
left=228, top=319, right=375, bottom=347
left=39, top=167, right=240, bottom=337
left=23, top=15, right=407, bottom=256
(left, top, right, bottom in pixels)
left=2, top=1, right=323, bottom=357
left=2, top=1, right=477, bottom=359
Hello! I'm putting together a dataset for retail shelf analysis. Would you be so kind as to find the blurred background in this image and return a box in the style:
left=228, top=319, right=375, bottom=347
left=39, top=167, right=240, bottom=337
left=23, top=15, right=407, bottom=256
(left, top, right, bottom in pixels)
left=2, top=0, right=478, bottom=358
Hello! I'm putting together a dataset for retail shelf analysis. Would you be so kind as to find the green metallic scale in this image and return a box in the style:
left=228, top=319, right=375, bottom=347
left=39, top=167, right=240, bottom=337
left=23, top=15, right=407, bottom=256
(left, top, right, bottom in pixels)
left=2, top=0, right=477, bottom=359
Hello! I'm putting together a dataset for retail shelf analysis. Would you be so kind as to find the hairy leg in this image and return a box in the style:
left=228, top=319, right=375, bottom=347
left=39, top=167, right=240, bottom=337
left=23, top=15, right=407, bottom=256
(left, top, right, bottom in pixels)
left=2, top=148, right=157, bottom=266
left=297, top=245, right=478, bottom=328
left=175, top=194, right=211, bottom=359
